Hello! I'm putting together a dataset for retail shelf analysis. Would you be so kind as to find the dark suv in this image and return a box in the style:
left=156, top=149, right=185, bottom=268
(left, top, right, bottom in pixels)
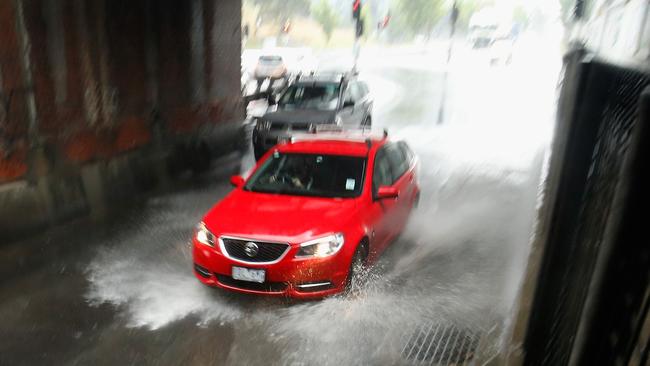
left=252, top=73, right=373, bottom=159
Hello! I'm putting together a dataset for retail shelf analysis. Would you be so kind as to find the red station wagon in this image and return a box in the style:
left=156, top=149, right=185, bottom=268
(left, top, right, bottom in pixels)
left=192, top=132, right=419, bottom=299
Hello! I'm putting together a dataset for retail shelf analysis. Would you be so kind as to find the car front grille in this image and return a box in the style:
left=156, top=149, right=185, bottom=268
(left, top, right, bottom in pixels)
left=216, top=275, right=288, bottom=293
left=291, top=123, right=311, bottom=131
left=269, top=122, right=312, bottom=132
left=221, top=237, right=290, bottom=263
left=269, top=122, right=285, bottom=130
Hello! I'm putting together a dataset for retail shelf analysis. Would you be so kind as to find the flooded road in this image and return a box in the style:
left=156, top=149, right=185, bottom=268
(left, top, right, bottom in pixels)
left=0, top=42, right=558, bottom=365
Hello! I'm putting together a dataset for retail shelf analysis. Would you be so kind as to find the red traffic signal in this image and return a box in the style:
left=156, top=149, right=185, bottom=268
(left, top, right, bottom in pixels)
left=352, top=0, right=361, bottom=20
left=382, top=15, right=390, bottom=28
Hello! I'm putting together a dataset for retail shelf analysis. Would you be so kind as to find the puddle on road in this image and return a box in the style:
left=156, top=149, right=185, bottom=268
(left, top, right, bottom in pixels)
left=84, top=61, right=553, bottom=364
left=84, top=128, right=545, bottom=365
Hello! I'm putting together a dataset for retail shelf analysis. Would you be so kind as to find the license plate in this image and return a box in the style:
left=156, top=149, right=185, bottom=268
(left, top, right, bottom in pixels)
left=232, top=266, right=265, bottom=283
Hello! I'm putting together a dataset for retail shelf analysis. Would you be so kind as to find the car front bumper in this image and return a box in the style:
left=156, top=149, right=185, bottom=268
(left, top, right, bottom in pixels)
left=192, top=237, right=350, bottom=299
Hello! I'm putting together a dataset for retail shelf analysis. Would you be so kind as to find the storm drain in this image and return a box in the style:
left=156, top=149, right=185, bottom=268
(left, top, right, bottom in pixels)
left=400, top=322, right=495, bottom=365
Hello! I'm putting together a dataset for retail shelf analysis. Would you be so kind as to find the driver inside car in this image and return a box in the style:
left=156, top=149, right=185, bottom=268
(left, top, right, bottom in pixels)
left=289, top=157, right=315, bottom=189
left=266, top=155, right=316, bottom=190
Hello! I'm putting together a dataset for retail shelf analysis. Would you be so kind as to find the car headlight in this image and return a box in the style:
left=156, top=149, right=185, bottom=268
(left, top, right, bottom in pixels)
left=296, top=233, right=345, bottom=258
left=254, top=118, right=271, bottom=131
left=195, top=222, right=215, bottom=247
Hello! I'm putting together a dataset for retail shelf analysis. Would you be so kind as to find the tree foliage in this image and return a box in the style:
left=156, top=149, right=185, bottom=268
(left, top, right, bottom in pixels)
left=455, top=0, right=487, bottom=31
left=392, top=0, right=444, bottom=38
left=559, top=0, right=576, bottom=25
left=312, top=0, right=339, bottom=43
left=247, top=0, right=311, bottom=24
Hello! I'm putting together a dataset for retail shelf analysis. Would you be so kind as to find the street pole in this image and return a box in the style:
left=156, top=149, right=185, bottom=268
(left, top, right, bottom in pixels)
left=437, top=1, right=459, bottom=125
left=353, top=32, right=360, bottom=73
left=352, top=0, right=362, bottom=73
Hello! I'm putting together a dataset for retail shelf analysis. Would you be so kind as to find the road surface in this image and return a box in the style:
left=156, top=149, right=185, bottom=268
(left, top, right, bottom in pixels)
left=0, top=38, right=559, bottom=365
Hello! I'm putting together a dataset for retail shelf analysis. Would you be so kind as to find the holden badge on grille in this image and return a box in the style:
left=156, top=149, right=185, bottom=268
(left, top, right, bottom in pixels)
left=244, top=242, right=259, bottom=257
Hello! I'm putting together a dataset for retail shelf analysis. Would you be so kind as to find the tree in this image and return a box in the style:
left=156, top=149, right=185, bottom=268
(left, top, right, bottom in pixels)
left=392, top=0, right=444, bottom=38
left=559, top=0, right=576, bottom=26
left=312, top=0, right=339, bottom=43
left=455, top=0, right=488, bottom=32
left=246, top=0, right=310, bottom=24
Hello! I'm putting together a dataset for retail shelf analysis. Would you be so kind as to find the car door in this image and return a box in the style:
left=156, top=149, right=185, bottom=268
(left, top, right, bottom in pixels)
left=354, top=81, right=372, bottom=123
left=385, top=143, right=416, bottom=235
left=398, top=141, right=418, bottom=204
left=337, top=83, right=358, bottom=126
left=349, top=82, right=370, bottom=125
left=368, top=146, right=400, bottom=259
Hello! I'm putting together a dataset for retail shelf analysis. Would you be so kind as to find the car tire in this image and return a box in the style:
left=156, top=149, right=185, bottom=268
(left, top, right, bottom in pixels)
left=346, top=240, right=369, bottom=293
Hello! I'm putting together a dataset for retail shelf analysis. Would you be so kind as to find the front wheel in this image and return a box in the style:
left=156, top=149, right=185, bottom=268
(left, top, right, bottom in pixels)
left=346, top=241, right=369, bottom=293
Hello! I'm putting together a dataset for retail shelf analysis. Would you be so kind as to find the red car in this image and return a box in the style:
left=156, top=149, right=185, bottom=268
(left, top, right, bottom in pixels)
left=192, top=133, right=419, bottom=299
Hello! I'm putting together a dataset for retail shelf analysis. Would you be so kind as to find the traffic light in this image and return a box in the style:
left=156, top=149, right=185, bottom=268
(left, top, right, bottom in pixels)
left=382, top=15, right=390, bottom=28
left=352, top=0, right=361, bottom=20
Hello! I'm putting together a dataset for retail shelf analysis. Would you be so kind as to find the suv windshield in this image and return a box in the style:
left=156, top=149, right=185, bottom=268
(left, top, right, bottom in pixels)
left=245, top=153, right=365, bottom=198
left=259, top=56, right=282, bottom=64
left=278, top=84, right=340, bottom=111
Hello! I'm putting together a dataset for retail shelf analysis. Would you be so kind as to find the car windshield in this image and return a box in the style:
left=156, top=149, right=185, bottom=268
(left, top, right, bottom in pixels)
left=278, top=84, right=340, bottom=111
left=259, top=56, right=282, bottom=64
left=244, top=152, right=365, bottom=198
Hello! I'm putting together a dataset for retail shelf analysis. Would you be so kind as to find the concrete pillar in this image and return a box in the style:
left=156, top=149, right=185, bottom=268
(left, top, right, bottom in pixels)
left=43, top=0, right=67, bottom=105
left=80, top=162, right=107, bottom=220
left=13, top=0, right=58, bottom=224
left=145, top=0, right=170, bottom=191
left=211, top=0, right=243, bottom=121
left=190, top=0, right=206, bottom=106
left=74, top=0, right=101, bottom=127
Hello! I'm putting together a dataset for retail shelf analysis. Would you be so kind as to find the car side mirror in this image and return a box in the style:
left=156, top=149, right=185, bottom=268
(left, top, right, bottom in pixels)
left=343, top=100, right=355, bottom=108
left=230, top=175, right=245, bottom=188
left=376, top=186, right=398, bottom=200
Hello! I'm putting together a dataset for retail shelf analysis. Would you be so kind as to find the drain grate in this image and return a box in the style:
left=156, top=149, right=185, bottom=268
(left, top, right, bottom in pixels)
left=400, top=322, right=484, bottom=365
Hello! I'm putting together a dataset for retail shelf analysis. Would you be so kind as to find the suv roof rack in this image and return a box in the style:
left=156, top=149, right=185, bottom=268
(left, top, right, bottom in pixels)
left=289, top=125, right=386, bottom=144
left=295, top=70, right=356, bottom=84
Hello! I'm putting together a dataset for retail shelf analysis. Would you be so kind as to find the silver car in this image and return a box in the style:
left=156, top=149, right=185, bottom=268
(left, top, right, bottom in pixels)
left=252, top=73, right=373, bottom=160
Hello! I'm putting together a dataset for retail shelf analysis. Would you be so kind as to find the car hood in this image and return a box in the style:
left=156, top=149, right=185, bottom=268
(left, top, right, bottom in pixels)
left=263, top=109, right=336, bottom=124
left=203, top=189, right=360, bottom=244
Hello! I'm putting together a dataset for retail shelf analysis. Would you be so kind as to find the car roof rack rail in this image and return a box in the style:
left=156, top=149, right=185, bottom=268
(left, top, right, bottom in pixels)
left=289, top=125, right=385, bottom=144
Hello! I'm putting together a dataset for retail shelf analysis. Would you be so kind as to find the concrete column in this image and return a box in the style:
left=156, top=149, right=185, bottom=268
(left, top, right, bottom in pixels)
left=80, top=162, right=107, bottom=220
left=43, top=0, right=67, bottom=105
left=145, top=0, right=170, bottom=191
left=190, top=0, right=207, bottom=106
left=13, top=0, right=57, bottom=224
left=74, top=0, right=101, bottom=127
left=93, top=0, right=115, bottom=129
left=209, top=1, right=241, bottom=98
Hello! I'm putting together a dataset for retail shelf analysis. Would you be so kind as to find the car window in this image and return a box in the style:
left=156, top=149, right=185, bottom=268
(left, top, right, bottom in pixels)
left=342, top=84, right=355, bottom=104
left=350, top=82, right=366, bottom=101
left=372, top=148, right=393, bottom=194
left=359, top=82, right=369, bottom=96
left=278, top=84, right=340, bottom=111
left=385, top=144, right=408, bottom=182
left=398, top=141, right=414, bottom=164
left=259, top=56, right=282, bottom=64
left=245, top=153, right=365, bottom=198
